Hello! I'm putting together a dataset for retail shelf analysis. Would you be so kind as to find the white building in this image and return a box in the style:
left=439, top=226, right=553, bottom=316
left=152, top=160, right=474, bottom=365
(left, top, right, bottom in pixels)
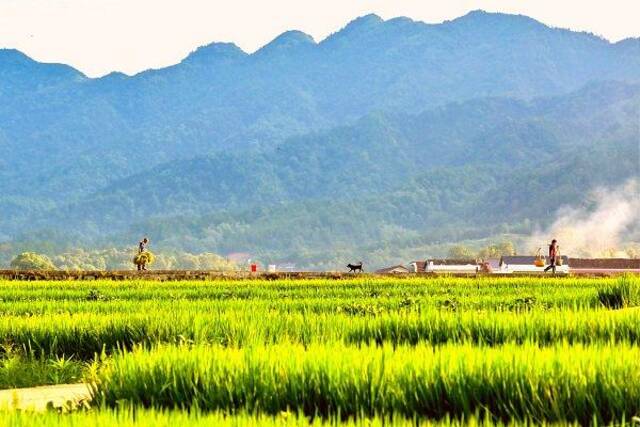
left=499, top=256, right=569, bottom=273
left=411, top=259, right=479, bottom=273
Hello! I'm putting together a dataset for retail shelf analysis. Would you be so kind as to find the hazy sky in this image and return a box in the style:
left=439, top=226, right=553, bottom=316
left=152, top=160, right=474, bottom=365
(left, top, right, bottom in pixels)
left=1, top=0, right=638, bottom=77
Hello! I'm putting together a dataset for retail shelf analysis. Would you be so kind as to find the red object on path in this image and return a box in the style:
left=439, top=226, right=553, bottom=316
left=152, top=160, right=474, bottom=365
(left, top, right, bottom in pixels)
left=250, top=263, right=257, bottom=272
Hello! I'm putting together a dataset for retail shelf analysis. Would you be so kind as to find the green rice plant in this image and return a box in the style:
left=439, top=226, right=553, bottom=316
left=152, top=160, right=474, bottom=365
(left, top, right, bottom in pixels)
left=0, top=408, right=591, bottom=427
left=0, top=276, right=624, bottom=312
left=0, top=276, right=637, bottom=425
left=1, top=303, right=640, bottom=359
left=93, top=342, right=640, bottom=424
left=597, top=274, right=639, bottom=309
left=0, top=353, right=84, bottom=389
left=344, top=308, right=640, bottom=346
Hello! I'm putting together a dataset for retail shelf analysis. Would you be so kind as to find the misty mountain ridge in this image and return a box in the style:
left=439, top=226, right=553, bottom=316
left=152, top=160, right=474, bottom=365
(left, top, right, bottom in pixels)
left=0, top=10, right=638, bottom=268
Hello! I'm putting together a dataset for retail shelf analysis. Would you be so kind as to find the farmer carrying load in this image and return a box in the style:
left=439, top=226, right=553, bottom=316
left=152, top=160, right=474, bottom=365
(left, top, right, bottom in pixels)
left=544, top=239, right=559, bottom=274
left=139, top=237, right=148, bottom=254
left=134, top=237, right=154, bottom=271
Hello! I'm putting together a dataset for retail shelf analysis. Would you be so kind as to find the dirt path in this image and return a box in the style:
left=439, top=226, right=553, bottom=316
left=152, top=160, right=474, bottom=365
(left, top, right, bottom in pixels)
left=0, top=383, right=92, bottom=411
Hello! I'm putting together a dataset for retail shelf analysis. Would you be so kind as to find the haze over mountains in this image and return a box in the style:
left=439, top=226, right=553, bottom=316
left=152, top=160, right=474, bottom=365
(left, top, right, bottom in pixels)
left=1, top=11, right=639, bottom=268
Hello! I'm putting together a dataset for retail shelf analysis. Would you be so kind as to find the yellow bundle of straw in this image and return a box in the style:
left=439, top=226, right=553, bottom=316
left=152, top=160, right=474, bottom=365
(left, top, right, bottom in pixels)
left=133, top=251, right=156, bottom=266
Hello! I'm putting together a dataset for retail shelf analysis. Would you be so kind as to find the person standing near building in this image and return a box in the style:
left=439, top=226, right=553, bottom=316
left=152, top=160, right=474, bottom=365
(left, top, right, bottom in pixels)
left=544, top=239, right=558, bottom=274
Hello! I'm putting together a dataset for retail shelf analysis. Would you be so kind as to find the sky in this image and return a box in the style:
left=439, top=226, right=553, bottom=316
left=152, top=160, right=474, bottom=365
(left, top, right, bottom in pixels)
left=1, top=0, right=639, bottom=77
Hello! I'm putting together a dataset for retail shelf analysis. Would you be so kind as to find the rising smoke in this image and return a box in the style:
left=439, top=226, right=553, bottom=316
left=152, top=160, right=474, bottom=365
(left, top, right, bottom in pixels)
left=525, top=179, right=640, bottom=258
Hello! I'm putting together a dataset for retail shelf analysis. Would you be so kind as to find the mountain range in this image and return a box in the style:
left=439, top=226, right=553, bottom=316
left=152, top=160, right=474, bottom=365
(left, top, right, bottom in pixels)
left=1, top=10, right=638, bottom=268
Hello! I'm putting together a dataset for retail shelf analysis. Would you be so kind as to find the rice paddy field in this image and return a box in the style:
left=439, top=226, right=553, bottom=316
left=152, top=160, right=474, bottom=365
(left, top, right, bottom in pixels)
left=0, top=275, right=639, bottom=426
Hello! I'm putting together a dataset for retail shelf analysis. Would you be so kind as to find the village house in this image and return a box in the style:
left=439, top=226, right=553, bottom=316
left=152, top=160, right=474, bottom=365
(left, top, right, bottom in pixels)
left=411, top=259, right=479, bottom=273
left=375, top=264, right=411, bottom=274
left=275, top=262, right=297, bottom=272
left=409, top=261, right=426, bottom=273
left=392, top=256, right=639, bottom=275
left=568, top=258, right=640, bottom=273
left=481, top=258, right=501, bottom=273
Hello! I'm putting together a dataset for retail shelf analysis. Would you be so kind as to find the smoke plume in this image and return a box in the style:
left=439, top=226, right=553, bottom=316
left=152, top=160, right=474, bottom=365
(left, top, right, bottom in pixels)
left=525, top=179, right=640, bottom=258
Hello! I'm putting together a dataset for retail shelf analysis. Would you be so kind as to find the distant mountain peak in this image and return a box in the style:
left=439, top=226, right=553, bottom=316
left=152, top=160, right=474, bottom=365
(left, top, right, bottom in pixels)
left=462, top=9, right=492, bottom=18
left=0, top=48, right=22, bottom=55
left=0, top=48, right=85, bottom=79
left=446, top=9, right=610, bottom=44
left=344, top=13, right=384, bottom=30
left=184, top=42, right=247, bottom=65
left=99, top=71, right=129, bottom=81
left=322, top=13, right=384, bottom=44
left=0, top=48, right=34, bottom=64
left=447, top=9, right=543, bottom=28
left=386, top=16, right=418, bottom=25
left=615, top=37, right=640, bottom=51
left=256, top=30, right=316, bottom=55
left=272, top=30, right=315, bottom=45
left=457, top=9, right=517, bottom=20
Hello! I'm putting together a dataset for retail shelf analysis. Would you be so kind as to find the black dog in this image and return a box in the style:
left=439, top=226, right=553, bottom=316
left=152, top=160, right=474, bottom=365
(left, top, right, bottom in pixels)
left=347, top=262, right=363, bottom=273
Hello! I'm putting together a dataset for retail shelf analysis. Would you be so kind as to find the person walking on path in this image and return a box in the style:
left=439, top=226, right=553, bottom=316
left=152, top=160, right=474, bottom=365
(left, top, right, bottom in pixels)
left=139, top=237, right=149, bottom=254
left=137, top=237, right=149, bottom=271
left=544, top=239, right=559, bottom=274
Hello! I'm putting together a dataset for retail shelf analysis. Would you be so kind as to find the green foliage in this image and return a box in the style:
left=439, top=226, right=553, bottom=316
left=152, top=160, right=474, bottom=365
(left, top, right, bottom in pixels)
left=94, top=342, right=640, bottom=424
left=626, top=244, right=640, bottom=259
left=0, top=276, right=636, bottom=359
left=160, top=252, right=237, bottom=270
left=0, top=351, right=83, bottom=389
left=447, top=245, right=474, bottom=259
left=0, top=408, right=539, bottom=426
left=9, top=252, right=56, bottom=270
left=15, top=248, right=238, bottom=271
left=3, top=14, right=638, bottom=210
left=597, top=274, right=640, bottom=309
left=1, top=40, right=639, bottom=272
left=0, top=276, right=637, bottom=423
left=1, top=17, right=639, bottom=424
left=477, top=241, right=516, bottom=259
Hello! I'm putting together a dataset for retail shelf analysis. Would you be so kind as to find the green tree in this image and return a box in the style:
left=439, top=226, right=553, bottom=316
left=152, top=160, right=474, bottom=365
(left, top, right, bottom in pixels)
left=497, top=241, right=516, bottom=256
left=447, top=245, right=474, bottom=259
left=626, top=245, right=640, bottom=259
left=10, top=252, right=56, bottom=270
left=478, top=241, right=516, bottom=260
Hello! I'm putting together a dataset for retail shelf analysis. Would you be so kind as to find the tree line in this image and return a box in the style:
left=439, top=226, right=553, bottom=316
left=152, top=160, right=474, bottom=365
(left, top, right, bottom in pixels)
left=7, top=248, right=237, bottom=271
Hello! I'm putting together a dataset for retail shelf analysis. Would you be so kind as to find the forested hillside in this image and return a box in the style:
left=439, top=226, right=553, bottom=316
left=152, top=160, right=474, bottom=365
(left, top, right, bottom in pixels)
left=1, top=11, right=638, bottom=268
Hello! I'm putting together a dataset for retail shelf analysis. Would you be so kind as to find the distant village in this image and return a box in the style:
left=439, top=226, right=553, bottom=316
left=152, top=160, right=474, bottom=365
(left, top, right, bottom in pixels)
left=376, top=257, right=640, bottom=274
left=229, top=251, right=640, bottom=275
